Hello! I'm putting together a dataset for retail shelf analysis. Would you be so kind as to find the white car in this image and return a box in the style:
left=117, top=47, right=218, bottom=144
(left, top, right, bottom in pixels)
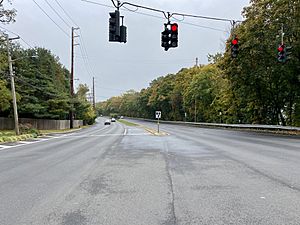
left=104, top=120, right=111, bottom=125
left=111, top=118, right=116, bottom=122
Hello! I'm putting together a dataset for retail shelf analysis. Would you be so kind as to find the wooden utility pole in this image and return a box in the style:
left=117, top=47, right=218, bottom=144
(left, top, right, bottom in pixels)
left=70, top=27, right=79, bottom=129
left=6, top=34, right=20, bottom=135
left=92, top=77, right=95, bottom=110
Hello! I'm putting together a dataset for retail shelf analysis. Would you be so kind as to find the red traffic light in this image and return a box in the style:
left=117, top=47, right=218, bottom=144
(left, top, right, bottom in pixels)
left=278, top=45, right=284, bottom=52
left=171, top=23, right=178, bottom=32
left=232, top=38, right=238, bottom=45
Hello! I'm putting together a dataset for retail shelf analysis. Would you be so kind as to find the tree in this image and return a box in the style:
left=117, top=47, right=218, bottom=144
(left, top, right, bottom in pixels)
left=74, top=84, right=96, bottom=124
left=0, top=0, right=16, bottom=23
left=0, top=79, right=11, bottom=112
left=220, top=0, right=300, bottom=125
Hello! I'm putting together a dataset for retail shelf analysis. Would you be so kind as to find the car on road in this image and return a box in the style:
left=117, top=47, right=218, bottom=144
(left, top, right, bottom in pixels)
left=104, top=120, right=111, bottom=125
left=111, top=118, right=116, bottom=122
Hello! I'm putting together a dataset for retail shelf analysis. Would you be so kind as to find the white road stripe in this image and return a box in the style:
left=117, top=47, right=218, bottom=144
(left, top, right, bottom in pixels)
left=0, top=125, right=149, bottom=151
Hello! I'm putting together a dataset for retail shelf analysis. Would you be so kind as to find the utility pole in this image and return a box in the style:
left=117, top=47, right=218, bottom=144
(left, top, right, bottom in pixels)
left=70, top=27, right=79, bottom=129
left=195, top=57, right=198, bottom=67
left=6, top=34, right=20, bottom=135
left=92, top=77, right=95, bottom=110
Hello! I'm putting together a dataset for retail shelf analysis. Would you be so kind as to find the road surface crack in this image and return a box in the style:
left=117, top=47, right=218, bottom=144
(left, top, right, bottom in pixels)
left=162, top=141, right=177, bottom=225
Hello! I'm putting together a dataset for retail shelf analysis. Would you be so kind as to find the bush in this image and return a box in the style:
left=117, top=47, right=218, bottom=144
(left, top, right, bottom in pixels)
left=19, top=123, right=40, bottom=135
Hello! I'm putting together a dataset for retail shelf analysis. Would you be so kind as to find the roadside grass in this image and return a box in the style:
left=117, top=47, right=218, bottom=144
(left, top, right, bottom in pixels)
left=0, top=130, right=38, bottom=143
left=0, top=125, right=89, bottom=144
left=118, top=119, right=139, bottom=127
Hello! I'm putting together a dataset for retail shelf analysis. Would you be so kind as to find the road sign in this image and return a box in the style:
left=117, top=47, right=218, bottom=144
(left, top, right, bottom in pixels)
left=155, top=111, right=161, bottom=119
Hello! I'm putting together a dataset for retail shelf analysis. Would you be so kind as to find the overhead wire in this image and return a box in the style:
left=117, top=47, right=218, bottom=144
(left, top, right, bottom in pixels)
left=120, top=1, right=239, bottom=22
left=50, top=0, right=98, bottom=81
left=0, top=25, right=34, bottom=48
left=78, top=30, right=98, bottom=77
left=110, top=0, right=118, bottom=8
left=53, top=0, right=79, bottom=27
left=43, top=0, right=72, bottom=28
left=82, top=0, right=114, bottom=9
left=36, top=0, right=97, bottom=86
left=80, top=0, right=226, bottom=32
left=31, top=0, right=70, bottom=37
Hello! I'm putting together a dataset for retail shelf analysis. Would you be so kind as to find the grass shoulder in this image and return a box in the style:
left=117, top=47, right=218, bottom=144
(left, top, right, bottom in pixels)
left=118, top=119, right=139, bottom=127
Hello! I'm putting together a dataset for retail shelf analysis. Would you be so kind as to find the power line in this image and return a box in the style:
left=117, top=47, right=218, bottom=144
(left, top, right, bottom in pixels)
left=78, top=40, right=94, bottom=78
left=120, top=1, right=238, bottom=23
left=43, top=0, right=71, bottom=28
left=53, top=0, right=79, bottom=27
left=48, top=1, right=97, bottom=83
left=0, top=25, right=34, bottom=48
left=78, top=30, right=98, bottom=77
left=31, top=0, right=70, bottom=37
left=81, top=0, right=226, bottom=32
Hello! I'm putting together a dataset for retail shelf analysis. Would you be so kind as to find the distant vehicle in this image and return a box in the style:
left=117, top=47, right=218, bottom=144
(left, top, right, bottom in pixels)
left=120, top=116, right=124, bottom=119
left=111, top=118, right=116, bottom=122
left=104, top=120, right=111, bottom=125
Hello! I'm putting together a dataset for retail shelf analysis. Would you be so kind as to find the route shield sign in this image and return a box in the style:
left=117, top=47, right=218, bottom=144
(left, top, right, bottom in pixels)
left=155, top=111, right=161, bottom=119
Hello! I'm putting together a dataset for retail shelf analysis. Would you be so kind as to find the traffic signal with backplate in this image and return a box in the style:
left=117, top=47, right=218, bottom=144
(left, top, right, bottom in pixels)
left=109, top=10, right=120, bottom=42
left=161, top=25, right=171, bottom=51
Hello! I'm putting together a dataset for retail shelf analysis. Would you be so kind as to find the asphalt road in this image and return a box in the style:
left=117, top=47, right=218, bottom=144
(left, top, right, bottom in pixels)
left=0, top=118, right=300, bottom=225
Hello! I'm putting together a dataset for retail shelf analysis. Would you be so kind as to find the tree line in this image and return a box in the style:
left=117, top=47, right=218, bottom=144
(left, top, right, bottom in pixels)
left=97, top=0, right=300, bottom=126
left=0, top=42, right=96, bottom=125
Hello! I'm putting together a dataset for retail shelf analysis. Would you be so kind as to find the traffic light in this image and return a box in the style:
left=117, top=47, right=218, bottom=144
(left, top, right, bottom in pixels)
left=170, top=23, right=178, bottom=48
left=231, top=37, right=239, bottom=58
left=161, top=25, right=171, bottom=51
left=120, top=25, right=127, bottom=43
left=277, top=44, right=286, bottom=63
left=109, top=10, right=120, bottom=42
left=109, top=10, right=127, bottom=43
left=161, top=23, right=178, bottom=51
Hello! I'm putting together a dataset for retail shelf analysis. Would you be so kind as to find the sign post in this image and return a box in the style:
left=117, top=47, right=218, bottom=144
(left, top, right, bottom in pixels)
left=155, top=111, right=161, bottom=133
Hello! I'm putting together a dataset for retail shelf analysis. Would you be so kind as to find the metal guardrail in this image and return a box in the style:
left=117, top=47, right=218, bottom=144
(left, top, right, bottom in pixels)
left=129, top=118, right=300, bottom=132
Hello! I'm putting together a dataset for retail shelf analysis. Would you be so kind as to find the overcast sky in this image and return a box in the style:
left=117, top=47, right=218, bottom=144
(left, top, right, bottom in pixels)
left=2, top=0, right=249, bottom=102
